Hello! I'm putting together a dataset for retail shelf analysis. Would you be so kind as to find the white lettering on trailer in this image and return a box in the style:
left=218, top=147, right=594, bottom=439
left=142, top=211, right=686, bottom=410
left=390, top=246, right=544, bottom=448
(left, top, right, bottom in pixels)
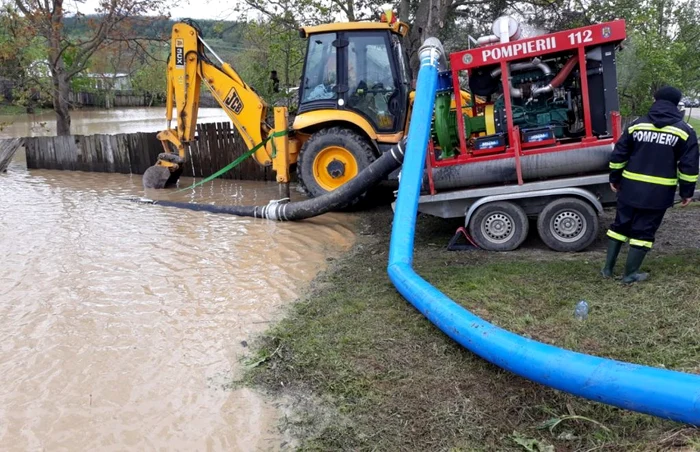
left=481, top=36, right=558, bottom=63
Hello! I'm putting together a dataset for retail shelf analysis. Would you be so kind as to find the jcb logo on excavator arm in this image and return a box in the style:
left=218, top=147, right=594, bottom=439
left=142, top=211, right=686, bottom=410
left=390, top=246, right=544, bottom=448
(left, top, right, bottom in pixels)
left=224, top=88, right=244, bottom=115
left=175, top=39, right=185, bottom=68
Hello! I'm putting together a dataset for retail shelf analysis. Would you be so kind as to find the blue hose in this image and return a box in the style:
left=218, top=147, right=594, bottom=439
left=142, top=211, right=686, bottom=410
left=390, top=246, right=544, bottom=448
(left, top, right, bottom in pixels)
left=387, top=38, right=700, bottom=425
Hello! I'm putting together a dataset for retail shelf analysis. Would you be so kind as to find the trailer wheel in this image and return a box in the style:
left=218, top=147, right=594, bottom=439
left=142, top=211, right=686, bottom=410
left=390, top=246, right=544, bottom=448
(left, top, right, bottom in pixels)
left=469, top=202, right=529, bottom=251
left=537, top=197, right=598, bottom=252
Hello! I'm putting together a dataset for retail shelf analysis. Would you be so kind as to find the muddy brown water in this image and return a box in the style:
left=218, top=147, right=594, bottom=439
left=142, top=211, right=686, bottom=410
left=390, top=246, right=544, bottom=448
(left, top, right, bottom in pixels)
left=1, top=156, right=357, bottom=450
left=0, top=107, right=231, bottom=138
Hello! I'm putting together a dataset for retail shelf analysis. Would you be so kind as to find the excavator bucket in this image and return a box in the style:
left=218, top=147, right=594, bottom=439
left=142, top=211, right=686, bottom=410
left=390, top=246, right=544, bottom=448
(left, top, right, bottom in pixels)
left=143, top=153, right=185, bottom=189
left=142, top=165, right=171, bottom=189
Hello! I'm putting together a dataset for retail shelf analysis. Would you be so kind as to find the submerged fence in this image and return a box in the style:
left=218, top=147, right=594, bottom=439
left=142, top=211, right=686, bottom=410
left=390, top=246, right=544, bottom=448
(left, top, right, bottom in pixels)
left=0, top=138, right=22, bottom=172
left=23, top=122, right=277, bottom=181
left=68, top=91, right=152, bottom=108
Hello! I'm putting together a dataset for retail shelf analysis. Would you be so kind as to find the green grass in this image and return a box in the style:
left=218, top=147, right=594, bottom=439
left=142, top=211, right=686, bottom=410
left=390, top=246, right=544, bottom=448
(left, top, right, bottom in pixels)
left=420, top=255, right=700, bottom=371
left=686, top=116, right=700, bottom=130
left=246, top=208, right=700, bottom=450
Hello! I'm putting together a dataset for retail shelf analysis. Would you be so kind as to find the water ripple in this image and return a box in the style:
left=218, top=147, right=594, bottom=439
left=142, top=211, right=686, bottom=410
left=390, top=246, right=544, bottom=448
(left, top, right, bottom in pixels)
left=0, top=167, right=356, bottom=450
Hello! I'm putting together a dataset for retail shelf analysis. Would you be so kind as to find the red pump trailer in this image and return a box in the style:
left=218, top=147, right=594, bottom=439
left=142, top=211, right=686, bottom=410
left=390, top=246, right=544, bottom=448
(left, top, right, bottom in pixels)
left=410, top=19, right=629, bottom=252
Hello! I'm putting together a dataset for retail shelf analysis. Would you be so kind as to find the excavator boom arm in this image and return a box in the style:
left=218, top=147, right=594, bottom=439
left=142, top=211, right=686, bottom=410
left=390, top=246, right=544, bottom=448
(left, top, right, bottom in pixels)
left=156, top=22, right=278, bottom=168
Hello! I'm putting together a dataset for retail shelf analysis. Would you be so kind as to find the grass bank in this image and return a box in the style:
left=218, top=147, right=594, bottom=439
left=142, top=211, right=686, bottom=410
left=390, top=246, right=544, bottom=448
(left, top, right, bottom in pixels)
left=246, top=205, right=700, bottom=450
left=686, top=116, right=700, bottom=130
left=0, top=104, right=49, bottom=116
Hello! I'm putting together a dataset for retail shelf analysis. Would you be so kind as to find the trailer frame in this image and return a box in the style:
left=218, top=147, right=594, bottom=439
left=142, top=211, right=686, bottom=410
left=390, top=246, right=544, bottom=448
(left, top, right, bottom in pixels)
left=395, top=173, right=618, bottom=251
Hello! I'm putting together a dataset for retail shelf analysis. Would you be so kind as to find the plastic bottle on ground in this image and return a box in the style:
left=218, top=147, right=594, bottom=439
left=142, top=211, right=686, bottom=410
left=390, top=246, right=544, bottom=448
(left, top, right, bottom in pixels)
left=574, top=300, right=589, bottom=321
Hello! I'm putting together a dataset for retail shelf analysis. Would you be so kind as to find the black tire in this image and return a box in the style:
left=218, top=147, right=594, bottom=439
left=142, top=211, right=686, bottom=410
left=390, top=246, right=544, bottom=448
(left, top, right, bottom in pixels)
left=297, top=127, right=376, bottom=206
left=536, top=197, right=599, bottom=252
left=468, top=201, right=529, bottom=251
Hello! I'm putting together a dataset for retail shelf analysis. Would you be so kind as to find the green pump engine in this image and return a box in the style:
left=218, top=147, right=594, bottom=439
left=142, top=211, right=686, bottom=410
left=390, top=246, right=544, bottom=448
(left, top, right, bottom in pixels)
left=432, top=51, right=602, bottom=159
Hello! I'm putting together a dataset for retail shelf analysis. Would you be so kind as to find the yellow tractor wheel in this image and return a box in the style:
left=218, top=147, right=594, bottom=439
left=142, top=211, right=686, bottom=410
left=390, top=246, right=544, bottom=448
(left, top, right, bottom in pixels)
left=297, top=127, right=376, bottom=205
left=312, top=146, right=360, bottom=191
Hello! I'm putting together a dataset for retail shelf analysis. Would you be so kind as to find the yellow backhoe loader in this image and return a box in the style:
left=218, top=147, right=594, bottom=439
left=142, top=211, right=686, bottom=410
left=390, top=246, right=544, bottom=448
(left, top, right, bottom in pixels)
left=143, top=12, right=415, bottom=203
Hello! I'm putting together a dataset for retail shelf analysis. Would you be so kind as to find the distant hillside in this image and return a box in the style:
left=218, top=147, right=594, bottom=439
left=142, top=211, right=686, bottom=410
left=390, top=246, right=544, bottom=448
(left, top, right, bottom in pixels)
left=61, top=15, right=249, bottom=73
left=63, top=16, right=246, bottom=44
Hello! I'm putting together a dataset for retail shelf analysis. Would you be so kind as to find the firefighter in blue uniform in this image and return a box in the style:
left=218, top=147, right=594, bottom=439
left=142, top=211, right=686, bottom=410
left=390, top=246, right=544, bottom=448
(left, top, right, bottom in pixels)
left=602, top=86, right=699, bottom=283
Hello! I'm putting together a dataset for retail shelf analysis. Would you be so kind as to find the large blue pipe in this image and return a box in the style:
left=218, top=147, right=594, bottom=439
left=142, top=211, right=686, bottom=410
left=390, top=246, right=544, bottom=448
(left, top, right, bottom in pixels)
left=387, top=38, right=700, bottom=425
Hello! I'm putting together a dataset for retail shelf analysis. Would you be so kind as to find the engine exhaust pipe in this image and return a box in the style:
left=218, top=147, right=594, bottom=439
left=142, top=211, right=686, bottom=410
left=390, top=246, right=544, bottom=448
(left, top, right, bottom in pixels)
left=491, top=60, right=554, bottom=98
left=490, top=60, right=552, bottom=78
left=476, top=35, right=500, bottom=46
left=532, top=55, right=578, bottom=96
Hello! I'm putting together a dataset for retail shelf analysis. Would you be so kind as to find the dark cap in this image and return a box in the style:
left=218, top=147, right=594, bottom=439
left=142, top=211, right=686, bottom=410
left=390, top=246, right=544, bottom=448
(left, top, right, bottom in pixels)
left=654, top=86, right=682, bottom=105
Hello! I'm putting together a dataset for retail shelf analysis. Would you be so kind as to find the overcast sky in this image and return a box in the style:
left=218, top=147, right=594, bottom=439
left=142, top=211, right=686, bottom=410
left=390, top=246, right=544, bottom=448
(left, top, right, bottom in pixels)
left=165, top=0, right=242, bottom=21
left=70, top=0, right=246, bottom=21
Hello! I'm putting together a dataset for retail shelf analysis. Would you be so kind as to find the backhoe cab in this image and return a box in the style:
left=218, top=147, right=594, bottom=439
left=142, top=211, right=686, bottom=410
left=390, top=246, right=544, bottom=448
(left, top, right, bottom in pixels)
left=293, top=17, right=411, bottom=199
left=143, top=13, right=412, bottom=205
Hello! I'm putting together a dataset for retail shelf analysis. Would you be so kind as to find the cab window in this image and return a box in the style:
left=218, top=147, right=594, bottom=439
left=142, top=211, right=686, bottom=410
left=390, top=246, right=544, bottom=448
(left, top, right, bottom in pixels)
left=301, top=33, right=337, bottom=103
left=346, top=32, right=397, bottom=131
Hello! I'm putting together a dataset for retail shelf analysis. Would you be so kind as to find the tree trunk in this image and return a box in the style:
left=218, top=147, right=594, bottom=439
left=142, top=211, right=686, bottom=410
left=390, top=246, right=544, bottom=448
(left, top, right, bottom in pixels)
left=284, top=38, right=291, bottom=94
left=398, top=0, right=410, bottom=22
left=344, top=0, right=355, bottom=21
left=407, top=0, right=451, bottom=76
left=46, top=1, right=71, bottom=136
left=52, top=71, right=71, bottom=136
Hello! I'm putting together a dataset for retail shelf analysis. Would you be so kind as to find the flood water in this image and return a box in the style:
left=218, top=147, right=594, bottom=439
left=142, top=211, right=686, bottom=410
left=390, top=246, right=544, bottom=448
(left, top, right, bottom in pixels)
left=0, top=107, right=231, bottom=138
left=1, top=154, right=357, bottom=450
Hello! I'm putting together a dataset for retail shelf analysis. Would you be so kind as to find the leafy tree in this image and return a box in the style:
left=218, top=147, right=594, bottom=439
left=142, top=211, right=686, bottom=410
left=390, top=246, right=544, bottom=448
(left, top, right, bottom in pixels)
left=13, top=0, right=168, bottom=135
left=673, top=0, right=700, bottom=97
left=616, top=30, right=685, bottom=116
left=236, top=16, right=305, bottom=111
left=0, top=5, right=50, bottom=112
left=585, top=0, right=700, bottom=116
left=132, top=59, right=168, bottom=106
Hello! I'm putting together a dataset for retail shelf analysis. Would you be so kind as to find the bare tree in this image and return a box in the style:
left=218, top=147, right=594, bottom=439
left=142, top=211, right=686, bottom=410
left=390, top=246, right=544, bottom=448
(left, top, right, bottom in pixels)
left=14, top=0, right=167, bottom=135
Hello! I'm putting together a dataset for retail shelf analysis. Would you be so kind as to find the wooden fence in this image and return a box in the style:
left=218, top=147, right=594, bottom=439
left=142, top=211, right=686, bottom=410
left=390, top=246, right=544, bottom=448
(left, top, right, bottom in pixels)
left=24, top=122, right=277, bottom=181
left=67, top=90, right=218, bottom=108
left=0, top=138, right=22, bottom=172
left=68, top=91, right=151, bottom=108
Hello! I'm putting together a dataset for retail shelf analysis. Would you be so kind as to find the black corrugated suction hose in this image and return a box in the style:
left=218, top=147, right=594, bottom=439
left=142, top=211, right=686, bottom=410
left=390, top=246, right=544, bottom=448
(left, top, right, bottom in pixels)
left=134, top=139, right=405, bottom=221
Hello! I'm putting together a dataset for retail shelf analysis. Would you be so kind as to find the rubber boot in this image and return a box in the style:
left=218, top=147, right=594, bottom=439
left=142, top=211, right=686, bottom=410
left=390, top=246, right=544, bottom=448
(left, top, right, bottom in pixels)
left=622, top=247, right=649, bottom=284
left=601, top=239, right=623, bottom=278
